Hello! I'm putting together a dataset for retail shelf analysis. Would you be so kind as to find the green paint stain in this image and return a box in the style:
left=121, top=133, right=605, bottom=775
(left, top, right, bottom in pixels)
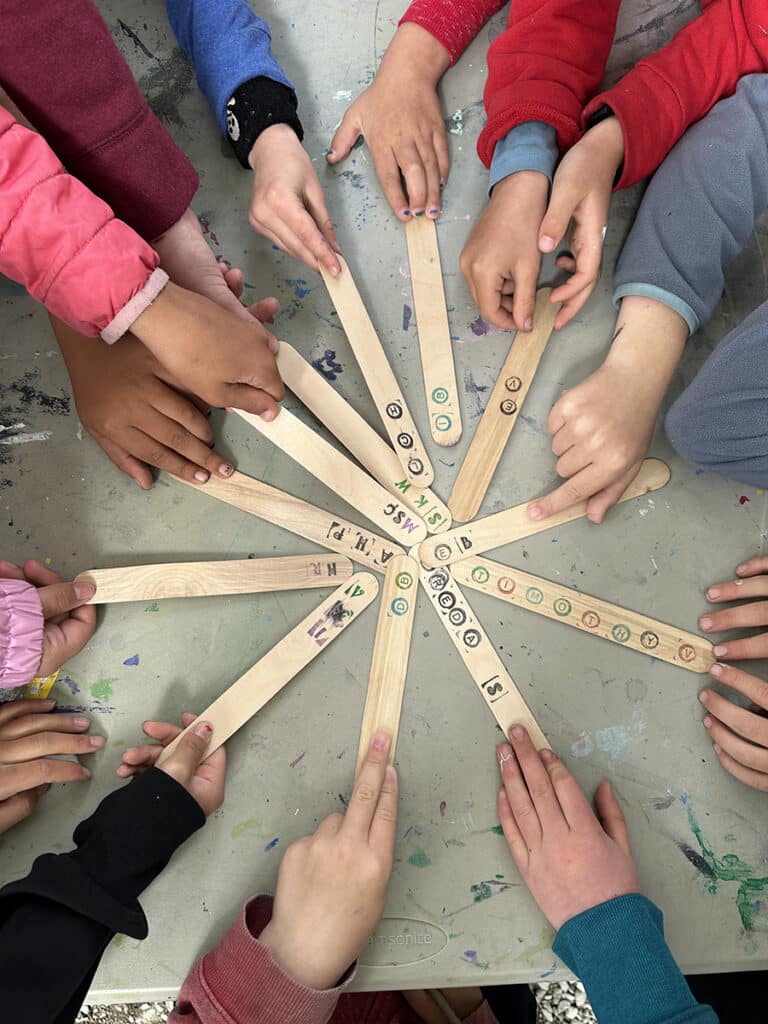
left=231, top=818, right=263, bottom=839
left=408, top=849, right=432, bottom=868
left=686, top=803, right=768, bottom=931
left=471, top=881, right=493, bottom=903
left=495, top=873, right=505, bottom=879
left=448, top=932, right=464, bottom=939
left=144, top=602, right=160, bottom=612
left=725, top=833, right=737, bottom=843
left=447, top=107, right=464, bottom=135
left=490, top=825, right=504, bottom=836
left=90, top=677, right=117, bottom=701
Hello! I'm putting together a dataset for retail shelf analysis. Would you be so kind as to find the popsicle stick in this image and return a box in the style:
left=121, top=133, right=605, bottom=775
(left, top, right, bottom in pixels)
left=174, top=471, right=403, bottom=574
left=321, top=256, right=434, bottom=486
left=355, top=554, right=418, bottom=776
left=419, top=458, right=671, bottom=569
left=417, top=560, right=548, bottom=748
left=157, top=573, right=378, bottom=763
left=233, top=407, right=427, bottom=546
left=453, top=558, right=714, bottom=673
left=278, top=343, right=451, bottom=533
left=76, top=555, right=353, bottom=605
left=449, top=289, right=559, bottom=522
left=405, top=217, right=462, bottom=447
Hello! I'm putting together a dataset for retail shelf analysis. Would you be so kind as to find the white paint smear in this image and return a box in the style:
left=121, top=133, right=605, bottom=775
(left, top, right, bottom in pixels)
left=0, top=422, right=25, bottom=434
left=333, top=89, right=352, bottom=102
left=0, top=430, right=52, bottom=445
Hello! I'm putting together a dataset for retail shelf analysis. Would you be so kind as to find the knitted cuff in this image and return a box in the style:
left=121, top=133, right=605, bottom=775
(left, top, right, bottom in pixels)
left=100, top=267, right=169, bottom=344
left=226, top=76, right=303, bottom=168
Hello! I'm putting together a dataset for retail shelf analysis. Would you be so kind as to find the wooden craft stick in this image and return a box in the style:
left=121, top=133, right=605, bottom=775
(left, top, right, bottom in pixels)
left=420, top=458, right=671, bottom=569
left=174, top=471, right=403, bottom=574
left=278, top=343, right=451, bottom=533
left=453, top=558, right=714, bottom=673
left=76, top=555, right=353, bottom=605
left=355, top=554, right=419, bottom=776
left=448, top=289, right=559, bottom=522
left=157, top=573, right=378, bottom=764
left=417, top=560, right=548, bottom=748
left=232, top=408, right=428, bottom=546
left=405, top=217, right=462, bottom=447
left=321, top=256, right=434, bottom=486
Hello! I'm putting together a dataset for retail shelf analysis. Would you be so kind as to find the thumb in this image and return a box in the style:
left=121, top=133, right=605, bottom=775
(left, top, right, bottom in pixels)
left=539, top=176, right=579, bottom=254
left=160, top=720, right=214, bottom=787
left=39, top=580, right=95, bottom=618
left=248, top=297, right=281, bottom=324
left=327, top=108, right=363, bottom=164
left=594, top=781, right=632, bottom=855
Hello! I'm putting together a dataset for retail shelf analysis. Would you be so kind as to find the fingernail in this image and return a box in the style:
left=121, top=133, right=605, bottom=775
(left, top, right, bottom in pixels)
left=116, top=765, right=130, bottom=777
left=327, top=149, right=335, bottom=157
left=714, top=644, right=728, bottom=657
left=218, top=464, right=234, bottom=478
left=539, top=235, right=555, bottom=252
left=707, top=587, right=720, bottom=599
left=428, top=207, right=440, bottom=216
left=260, top=408, right=277, bottom=422
left=89, top=735, right=105, bottom=748
left=734, top=579, right=743, bottom=586
left=372, top=732, right=391, bottom=751
left=710, top=663, right=724, bottom=678
left=385, top=765, right=397, bottom=782
left=413, top=209, right=424, bottom=217
left=698, top=691, right=709, bottom=704
left=713, top=743, right=722, bottom=755
left=73, top=716, right=90, bottom=729
left=524, top=317, right=533, bottom=331
left=737, top=563, right=748, bottom=574
left=699, top=617, right=713, bottom=631
left=497, top=744, right=513, bottom=764
left=194, top=721, right=213, bottom=738
left=268, top=335, right=280, bottom=355
left=402, top=209, right=411, bottom=218
left=194, top=471, right=209, bottom=483
left=527, top=505, right=543, bottom=521
left=73, top=581, right=95, bottom=601
left=540, top=748, right=556, bottom=763
left=329, top=265, right=340, bottom=277
left=80, top=766, right=92, bottom=779
left=510, top=725, right=525, bottom=740
left=703, top=715, right=712, bottom=729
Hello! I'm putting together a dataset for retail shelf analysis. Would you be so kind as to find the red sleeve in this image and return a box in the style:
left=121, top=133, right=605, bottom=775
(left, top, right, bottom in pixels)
left=0, top=0, right=198, bottom=241
left=399, top=0, right=507, bottom=65
left=477, top=0, right=622, bottom=167
left=585, top=0, right=766, bottom=189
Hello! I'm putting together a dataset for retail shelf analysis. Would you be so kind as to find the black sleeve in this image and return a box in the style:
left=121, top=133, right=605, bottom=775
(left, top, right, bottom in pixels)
left=0, top=768, right=204, bottom=1024
left=226, top=75, right=304, bottom=167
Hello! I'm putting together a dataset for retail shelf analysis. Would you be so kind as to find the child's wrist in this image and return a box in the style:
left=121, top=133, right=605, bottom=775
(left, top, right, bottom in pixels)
left=259, top=921, right=340, bottom=991
left=381, top=23, right=451, bottom=86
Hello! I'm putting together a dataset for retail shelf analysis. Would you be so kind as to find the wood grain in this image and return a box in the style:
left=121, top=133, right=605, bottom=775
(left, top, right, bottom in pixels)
left=157, top=573, right=378, bottom=763
left=173, top=471, right=404, bottom=574
left=355, top=554, right=418, bottom=776
left=321, top=256, right=434, bottom=486
left=233, top=407, right=427, bottom=545
left=420, top=458, right=671, bottom=568
left=76, top=555, right=353, bottom=604
left=278, top=342, right=451, bottom=533
left=448, top=289, right=559, bottom=522
left=405, top=217, right=462, bottom=447
left=453, top=557, right=714, bottom=673
left=417, top=560, right=548, bottom=748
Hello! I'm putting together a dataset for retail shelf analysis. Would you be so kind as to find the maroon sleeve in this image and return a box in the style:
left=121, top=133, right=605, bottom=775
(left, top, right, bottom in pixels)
left=477, top=0, right=621, bottom=167
left=584, top=0, right=765, bottom=189
left=0, top=0, right=198, bottom=241
left=399, top=0, right=507, bottom=65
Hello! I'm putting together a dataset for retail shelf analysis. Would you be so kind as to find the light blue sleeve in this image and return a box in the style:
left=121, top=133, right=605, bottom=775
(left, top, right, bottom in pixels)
left=166, top=0, right=295, bottom=133
left=614, top=283, right=699, bottom=334
left=489, top=121, right=558, bottom=192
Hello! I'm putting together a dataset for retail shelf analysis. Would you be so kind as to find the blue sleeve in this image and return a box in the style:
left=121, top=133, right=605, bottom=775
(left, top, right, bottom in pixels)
left=553, top=895, right=719, bottom=1024
left=489, top=121, right=558, bottom=192
left=166, top=0, right=295, bottom=133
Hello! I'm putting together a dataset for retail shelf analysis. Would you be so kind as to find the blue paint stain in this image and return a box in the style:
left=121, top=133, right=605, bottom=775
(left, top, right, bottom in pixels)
left=123, top=654, right=139, bottom=667
left=264, top=837, right=280, bottom=852
left=402, top=304, right=412, bottom=331
left=314, top=311, right=343, bottom=332
left=311, top=349, right=344, bottom=381
left=287, top=278, right=312, bottom=299
left=540, top=961, right=558, bottom=979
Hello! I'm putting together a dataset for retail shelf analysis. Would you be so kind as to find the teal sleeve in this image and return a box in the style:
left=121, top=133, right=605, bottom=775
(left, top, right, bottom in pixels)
left=553, top=894, right=719, bottom=1024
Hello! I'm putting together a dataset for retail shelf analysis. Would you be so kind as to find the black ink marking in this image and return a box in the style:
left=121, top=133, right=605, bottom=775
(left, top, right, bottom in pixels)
left=327, top=600, right=346, bottom=624
left=610, top=325, right=625, bottom=344
left=117, top=19, right=155, bottom=59
left=677, top=841, right=716, bottom=878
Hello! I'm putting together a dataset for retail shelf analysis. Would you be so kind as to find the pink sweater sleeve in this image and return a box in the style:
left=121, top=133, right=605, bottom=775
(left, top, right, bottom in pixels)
left=0, top=579, right=43, bottom=689
left=0, top=109, right=168, bottom=342
left=399, top=0, right=507, bottom=65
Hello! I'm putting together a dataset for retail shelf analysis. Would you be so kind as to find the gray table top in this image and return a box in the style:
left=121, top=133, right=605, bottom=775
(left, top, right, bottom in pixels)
left=1, top=0, right=768, bottom=1003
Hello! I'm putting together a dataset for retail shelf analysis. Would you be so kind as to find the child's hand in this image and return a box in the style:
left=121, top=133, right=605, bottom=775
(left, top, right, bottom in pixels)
left=699, top=663, right=768, bottom=792
left=0, top=559, right=96, bottom=677
left=0, top=700, right=98, bottom=834
left=539, top=117, right=625, bottom=330
left=497, top=726, right=640, bottom=930
left=328, top=24, right=451, bottom=220
left=259, top=733, right=398, bottom=989
left=131, top=282, right=284, bottom=420
left=700, top=557, right=768, bottom=661
left=249, top=125, right=341, bottom=276
left=460, top=171, right=549, bottom=332
left=117, top=712, right=226, bottom=817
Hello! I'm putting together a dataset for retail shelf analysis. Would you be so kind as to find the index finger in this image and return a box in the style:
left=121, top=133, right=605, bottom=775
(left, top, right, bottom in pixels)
left=343, top=732, right=391, bottom=837
left=507, top=726, right=568, bottom=834
left=527, top=464, right=603, bottom=522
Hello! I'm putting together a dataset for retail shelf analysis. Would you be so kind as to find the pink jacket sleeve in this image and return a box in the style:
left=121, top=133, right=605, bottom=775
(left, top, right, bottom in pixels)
left=0, top=579, right=43, bottom=689
left=0, top=109, right=168, bottom=342
left=171, top=895, right=500, bottom=1024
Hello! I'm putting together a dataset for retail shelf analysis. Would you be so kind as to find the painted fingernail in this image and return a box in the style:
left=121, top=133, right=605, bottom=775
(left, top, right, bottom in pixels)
left=372, top=732, right=391, bottom=751
left=703, top=715, right=713, bottom=728
left=510, top=725, right=526, bottom=740
left=707, top=587, right=720, bottom=599
left=527, top=505, right=543, bottom=521
left=698, top=691, right=710, bottom=704
left=539, top=235, right=556, bottom=252
left=413, top=210, right=424, bottom=218
left=218, top=464, right=234, bottom=478
left=194, top=471, right=209, bottom=483
left=73, top=717, right=90, bottom=729
left=540, top=748, right=556, bottom=763
left=710, top=663, right=724, bottom=678
left=429, top=207, right=440, bottom=216
left=327, top=148, right=335, bottom=157
left=699, top=617, right=713, bottom=631
left=402, top=209, right=411, bottom=217
left=524, top=317, right=533, bottom=331
left=497, top=744, right=513, bottom=764
left=74, top=581, right=95, bottom=602
left=714, top=644, right=728, bottom=657
left=89, top=735, right=105, bottom=748
left=194, top=721, right=213, bottom=738
left=713, top=743, right=722, bottom=755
